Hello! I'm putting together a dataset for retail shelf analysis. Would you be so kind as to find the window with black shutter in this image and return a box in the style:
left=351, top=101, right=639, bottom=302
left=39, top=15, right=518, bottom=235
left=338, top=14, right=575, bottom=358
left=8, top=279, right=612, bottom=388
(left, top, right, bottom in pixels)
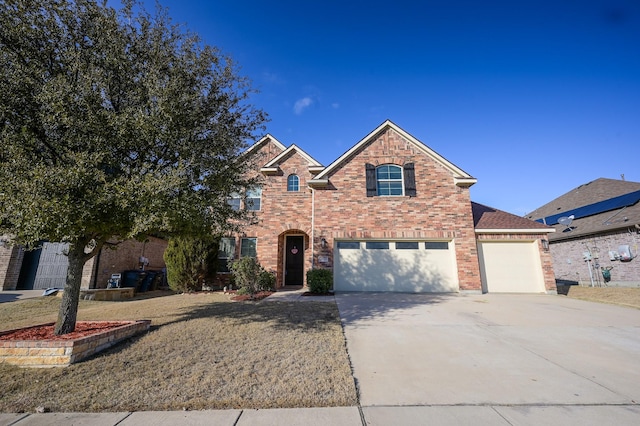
left=367, top=163, right=416, bottom=197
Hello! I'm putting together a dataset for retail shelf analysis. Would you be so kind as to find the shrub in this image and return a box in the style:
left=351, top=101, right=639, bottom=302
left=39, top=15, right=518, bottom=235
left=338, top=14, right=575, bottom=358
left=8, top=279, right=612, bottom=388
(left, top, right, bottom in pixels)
left=307, top=269, right=333, bottom=294
left=258, top=269, right=276, bottom=291
left=164, top=236, right=218, bottom=293
left=236, top=286, right=251, bottom=296
left=228, top=257, right=272, bottom=294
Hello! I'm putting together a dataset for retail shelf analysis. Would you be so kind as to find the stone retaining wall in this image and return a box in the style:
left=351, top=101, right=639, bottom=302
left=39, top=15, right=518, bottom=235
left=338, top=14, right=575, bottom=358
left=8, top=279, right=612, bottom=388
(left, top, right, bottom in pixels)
left=79, top=287, right=136, bottom=301
left=0, top=320, right=150, bottom=367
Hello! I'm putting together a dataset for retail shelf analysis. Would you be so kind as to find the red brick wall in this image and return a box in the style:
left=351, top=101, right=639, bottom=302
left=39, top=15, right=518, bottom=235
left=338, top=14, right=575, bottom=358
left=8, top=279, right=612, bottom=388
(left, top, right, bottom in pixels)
left=236, top=142, right=315, bottom=287
left=0, top=245, right=24, bottom=291
left=87, top=237, right=168, bottom=289
left=312, top=128, right=482, bottom=291
left=550, top=230, right=640, bottom=287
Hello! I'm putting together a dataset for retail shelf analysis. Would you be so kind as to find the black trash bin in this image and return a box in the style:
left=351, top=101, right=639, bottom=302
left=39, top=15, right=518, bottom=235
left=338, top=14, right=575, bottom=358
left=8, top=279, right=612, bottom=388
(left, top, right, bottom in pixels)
left=138, top=271, right=157, bottom=292
left=121, top=270, right=147, bottom=291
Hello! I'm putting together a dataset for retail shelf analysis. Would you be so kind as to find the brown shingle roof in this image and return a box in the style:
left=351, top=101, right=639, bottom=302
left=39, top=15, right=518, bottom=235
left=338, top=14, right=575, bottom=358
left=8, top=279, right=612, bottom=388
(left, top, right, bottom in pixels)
left=525, top=178, right=640, bottom=241
left=472, top=202, right=552, bottom=231
left=526, top=178, right=640, bottom=221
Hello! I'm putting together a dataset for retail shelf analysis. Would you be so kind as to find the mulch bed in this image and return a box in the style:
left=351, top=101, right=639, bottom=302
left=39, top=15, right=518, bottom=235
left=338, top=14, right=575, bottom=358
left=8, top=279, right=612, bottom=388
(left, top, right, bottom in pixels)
left=230, top=291, right=274, bottom=301
left=0, top=321, right=132, bottom=341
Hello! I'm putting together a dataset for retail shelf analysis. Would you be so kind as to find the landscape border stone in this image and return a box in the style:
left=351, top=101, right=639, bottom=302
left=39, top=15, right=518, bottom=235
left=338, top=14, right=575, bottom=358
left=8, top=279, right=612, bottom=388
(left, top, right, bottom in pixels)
left=0, top=320, right=151, bottom=367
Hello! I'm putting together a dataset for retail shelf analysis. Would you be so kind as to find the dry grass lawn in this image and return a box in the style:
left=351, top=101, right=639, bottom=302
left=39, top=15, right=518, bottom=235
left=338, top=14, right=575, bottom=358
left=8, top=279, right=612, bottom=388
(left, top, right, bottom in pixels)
left=560, top=285, right=640, bottom=309
left=0, top=292, right=357, bottom=413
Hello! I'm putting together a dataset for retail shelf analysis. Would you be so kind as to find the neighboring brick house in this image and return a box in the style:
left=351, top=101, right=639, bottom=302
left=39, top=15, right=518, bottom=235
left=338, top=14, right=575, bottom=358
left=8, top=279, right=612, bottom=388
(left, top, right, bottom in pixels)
left=0, top=236, right=167, bottom=291
left=526, top=178, right=640, bottom=287
left=221, top=120, right=556, bottom=293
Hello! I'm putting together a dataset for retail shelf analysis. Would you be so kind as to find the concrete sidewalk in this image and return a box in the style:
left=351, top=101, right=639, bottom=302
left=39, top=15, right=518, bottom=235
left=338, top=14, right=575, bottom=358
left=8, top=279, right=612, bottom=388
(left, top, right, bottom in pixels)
left=3, top=405, right=640, bottom=425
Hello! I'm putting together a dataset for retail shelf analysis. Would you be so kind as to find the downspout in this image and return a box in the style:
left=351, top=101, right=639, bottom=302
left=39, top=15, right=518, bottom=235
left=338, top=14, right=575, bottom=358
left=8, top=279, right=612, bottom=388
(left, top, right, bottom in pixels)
left=310, top=186, right=315, bottom=270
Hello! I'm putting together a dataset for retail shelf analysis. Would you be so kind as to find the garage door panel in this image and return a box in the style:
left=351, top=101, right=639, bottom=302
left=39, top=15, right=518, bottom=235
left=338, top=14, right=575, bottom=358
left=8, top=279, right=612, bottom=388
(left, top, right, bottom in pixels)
left=334, top=241, right=458, bottom=293
left=478, top=241, right=544, bottom=293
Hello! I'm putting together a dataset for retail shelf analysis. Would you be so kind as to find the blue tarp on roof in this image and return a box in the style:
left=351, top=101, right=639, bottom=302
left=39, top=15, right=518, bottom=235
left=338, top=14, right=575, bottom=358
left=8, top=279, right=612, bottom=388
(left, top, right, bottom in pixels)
left=535, top=190, right=640, bottom=225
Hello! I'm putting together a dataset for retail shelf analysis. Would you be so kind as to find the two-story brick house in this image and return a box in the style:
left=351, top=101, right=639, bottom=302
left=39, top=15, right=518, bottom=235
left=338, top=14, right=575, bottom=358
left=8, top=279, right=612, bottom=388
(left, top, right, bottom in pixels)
left=220, top=120, right=556, bottom=294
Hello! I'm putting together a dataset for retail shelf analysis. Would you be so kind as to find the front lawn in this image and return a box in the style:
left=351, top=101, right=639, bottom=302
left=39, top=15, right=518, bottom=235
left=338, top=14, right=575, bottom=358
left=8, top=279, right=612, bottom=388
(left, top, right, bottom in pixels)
left=559, top=286, right=640, bottom=309
left=0, top=292, right=357, bottom=412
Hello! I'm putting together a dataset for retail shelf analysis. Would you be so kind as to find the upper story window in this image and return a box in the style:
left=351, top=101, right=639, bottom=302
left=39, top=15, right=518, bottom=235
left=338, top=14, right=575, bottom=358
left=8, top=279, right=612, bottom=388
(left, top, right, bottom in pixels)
left=365, top=163, right=416, bottom=197
left=229, top=187, right=263, bottom=211
left=376, top=165, right=404, bottom=196
left=245, top=187, right=262, bottom=211
left=365, top=163, right=416, bottom=198
left=287, top=174, right=299, bottom=192
left=228, top=192, right=241, bottom=211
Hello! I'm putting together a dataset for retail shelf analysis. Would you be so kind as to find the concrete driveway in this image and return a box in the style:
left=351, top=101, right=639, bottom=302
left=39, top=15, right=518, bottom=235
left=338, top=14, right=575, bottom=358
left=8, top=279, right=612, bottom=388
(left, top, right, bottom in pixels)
left=336, top=292, right=640, bottom=424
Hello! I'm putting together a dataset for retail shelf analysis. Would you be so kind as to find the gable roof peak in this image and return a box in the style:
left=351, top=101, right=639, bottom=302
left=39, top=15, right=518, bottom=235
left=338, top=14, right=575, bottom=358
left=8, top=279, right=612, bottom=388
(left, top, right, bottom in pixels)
left=244, top=134, right=287, bottom=156
left=260, top=142, right=324, bottom=175
left=311, top=120, right=476, bottom=188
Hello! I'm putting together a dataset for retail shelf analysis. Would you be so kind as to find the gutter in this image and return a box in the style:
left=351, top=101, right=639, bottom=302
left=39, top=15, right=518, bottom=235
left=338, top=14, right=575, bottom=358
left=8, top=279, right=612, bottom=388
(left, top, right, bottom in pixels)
left=310, top=186, right=315, bottom=270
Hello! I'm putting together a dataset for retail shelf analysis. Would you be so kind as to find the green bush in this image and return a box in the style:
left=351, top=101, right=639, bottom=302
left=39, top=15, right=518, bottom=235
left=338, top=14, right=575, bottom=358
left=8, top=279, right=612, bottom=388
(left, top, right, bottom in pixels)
left=307, top=269, right=333, bottom=294
left=236, top=286, right=251, bottom=296
left=163, top=236, right=218, bottom=293
left=229, top=257, right=273, bottom=294
left=258, top=269, right=276, bottom=292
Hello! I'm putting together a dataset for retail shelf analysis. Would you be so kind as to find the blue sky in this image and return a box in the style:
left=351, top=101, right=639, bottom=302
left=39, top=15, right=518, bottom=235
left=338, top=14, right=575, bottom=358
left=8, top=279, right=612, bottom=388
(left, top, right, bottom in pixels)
left=118, top=0, right=639, bottom=216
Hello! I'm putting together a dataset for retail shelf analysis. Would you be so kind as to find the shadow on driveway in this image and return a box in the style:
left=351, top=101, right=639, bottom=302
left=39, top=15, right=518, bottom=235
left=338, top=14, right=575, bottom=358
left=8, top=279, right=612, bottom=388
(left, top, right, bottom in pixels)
left=334, top=291, right=453, bottom=326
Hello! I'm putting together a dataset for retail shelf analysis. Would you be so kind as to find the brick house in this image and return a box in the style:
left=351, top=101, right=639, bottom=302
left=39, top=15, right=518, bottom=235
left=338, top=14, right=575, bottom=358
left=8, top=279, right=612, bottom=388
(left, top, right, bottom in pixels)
left=526, top=178, right=640, bottom=287
left=0, top=236, right=167, bottom=291
left=221, top=120, right=556, bottom=294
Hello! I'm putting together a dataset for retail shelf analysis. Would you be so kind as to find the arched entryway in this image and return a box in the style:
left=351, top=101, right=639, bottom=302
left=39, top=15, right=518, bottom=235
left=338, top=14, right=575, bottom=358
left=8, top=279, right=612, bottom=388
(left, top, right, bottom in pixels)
left=277, top=230, right=309, bottom=288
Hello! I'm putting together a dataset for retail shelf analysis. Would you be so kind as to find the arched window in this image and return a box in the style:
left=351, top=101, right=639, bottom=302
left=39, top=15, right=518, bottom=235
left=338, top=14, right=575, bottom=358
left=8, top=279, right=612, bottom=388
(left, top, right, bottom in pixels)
left=287, top=174, right=299, bottom=192
left=376, top=165, right=403, bottom=196
left=365, top=163, right=415, bottom=197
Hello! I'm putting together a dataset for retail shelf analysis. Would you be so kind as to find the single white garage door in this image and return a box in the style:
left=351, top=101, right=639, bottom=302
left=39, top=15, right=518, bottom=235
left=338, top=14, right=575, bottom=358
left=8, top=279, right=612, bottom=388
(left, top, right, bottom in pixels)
left=477, top=241, right=545, bottom=293
left=334, top=240, right=459, bottom=292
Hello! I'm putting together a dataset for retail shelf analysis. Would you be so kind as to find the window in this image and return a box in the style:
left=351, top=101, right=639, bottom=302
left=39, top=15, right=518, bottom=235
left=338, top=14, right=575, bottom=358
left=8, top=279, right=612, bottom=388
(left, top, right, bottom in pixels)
left=218, top=238, right=236, bottom=272
left=287, top=174, right=299, bottom=191
left=366, top=241, right=389, bottom=250
left=396, top=241, right=419, bottom=249
left=246, top=187, right=261, bottom=211
left=228, top=192, right=241, bottom=211
left=425, top=241, right=449, bottom=250
left=366, top=163, right=416, bottom=197
left=376, top=165, right=403, bottom=196
left=240, top=238, right=257, bottom=257
left=337, top=241, right=360, bottom=249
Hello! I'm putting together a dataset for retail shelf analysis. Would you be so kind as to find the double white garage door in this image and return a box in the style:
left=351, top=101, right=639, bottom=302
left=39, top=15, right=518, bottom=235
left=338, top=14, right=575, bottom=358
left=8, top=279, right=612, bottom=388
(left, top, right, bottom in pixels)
left=334, top=240, right=459, bottom=292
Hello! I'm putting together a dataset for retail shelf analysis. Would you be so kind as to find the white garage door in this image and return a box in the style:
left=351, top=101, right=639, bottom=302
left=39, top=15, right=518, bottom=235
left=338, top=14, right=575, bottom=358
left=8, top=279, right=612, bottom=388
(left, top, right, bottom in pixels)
left=477, top=241, right=545, bottom=293
left=334, top=241, right=459, bottom=292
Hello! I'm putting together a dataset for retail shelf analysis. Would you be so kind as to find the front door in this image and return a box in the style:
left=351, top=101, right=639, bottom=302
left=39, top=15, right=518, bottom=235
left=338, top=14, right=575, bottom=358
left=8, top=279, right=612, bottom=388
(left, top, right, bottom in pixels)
left=285, top=236, right=304, bottom=286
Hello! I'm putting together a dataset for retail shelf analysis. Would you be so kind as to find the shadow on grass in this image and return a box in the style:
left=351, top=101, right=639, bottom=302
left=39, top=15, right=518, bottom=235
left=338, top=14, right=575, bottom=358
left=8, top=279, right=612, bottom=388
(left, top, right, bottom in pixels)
left=158, top=300, right=341, bottom=333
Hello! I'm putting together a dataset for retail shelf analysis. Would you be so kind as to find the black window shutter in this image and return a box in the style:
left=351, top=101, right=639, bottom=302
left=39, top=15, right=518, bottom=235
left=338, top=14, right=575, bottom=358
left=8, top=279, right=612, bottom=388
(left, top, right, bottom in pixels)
left=365, top=163, right=376, bottom=197
left=404, top=163, right=416, bottom=197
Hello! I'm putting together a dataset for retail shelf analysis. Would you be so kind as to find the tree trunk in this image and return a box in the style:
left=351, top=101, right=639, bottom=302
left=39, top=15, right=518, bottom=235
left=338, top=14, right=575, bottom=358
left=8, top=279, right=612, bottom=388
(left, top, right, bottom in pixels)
left=54, top=241, right=89, bottom=335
